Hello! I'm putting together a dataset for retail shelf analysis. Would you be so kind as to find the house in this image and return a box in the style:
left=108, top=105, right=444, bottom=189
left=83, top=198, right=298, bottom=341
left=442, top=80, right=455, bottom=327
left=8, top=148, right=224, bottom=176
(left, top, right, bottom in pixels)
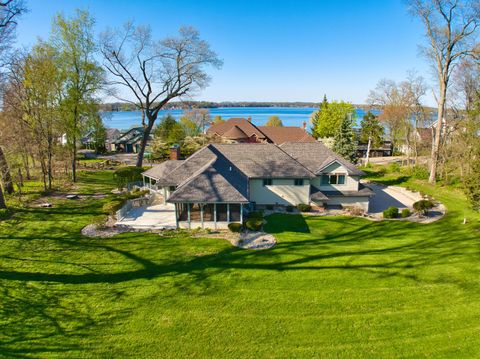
left=105, top=128, right=121, bottom=152
left=81, top=128, right=121, bottom=151
left=142, top=142, right=373, bottom=229
left=357, top=141, right=393, bottom=158
left=206, top=118, right=316, bottom=144
left=112, top=127, right=148, bottom=153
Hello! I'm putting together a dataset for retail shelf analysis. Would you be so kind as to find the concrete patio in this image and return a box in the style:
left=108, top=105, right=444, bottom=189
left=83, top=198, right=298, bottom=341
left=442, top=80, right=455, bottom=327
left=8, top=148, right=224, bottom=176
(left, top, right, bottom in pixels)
left=368, top=183, right=422, bottom=217
left=115, top=203, right=176, bottom=230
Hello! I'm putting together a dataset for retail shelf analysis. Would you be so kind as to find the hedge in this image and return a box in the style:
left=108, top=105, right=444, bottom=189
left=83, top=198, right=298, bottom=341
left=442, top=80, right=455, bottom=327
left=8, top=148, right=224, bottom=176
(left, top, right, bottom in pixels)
left=297, top=203, right=311, bottom=212
left=413, top=200, right=434, bottom=215
left=245, top=218, right=263, bottom=231
left=228, top=222, right=243, bottom=233
left=383, top=206, right=399, bottom=219
left=113, top=166, right=145, bottom=189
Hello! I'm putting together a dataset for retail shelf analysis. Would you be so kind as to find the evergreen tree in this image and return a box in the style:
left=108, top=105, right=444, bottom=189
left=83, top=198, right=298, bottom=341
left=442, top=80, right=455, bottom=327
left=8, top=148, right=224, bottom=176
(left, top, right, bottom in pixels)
left=333, top=115, right=358, bottom=164
left=310, top=95, right=328, bottom=139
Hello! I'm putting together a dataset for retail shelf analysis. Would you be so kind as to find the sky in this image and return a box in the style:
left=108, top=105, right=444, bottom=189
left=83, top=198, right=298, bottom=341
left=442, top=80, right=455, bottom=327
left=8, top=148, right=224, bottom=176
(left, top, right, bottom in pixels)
left=14, top=0, right=436, bottom=105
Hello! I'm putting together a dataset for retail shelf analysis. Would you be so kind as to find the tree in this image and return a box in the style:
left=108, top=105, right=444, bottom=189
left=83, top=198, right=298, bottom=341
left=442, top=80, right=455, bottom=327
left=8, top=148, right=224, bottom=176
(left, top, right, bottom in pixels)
left=22, top=42, right=63, bottom=190
left=360, top=112, right=384, bottom=165
left=333, top=115, right=358, bottom=164
left=310, top=95, right=328, bottom=139
left=0, top=0, right=26, bottom=65
left=180, top=116, right=201, bottom=137
left=408, top=0, right=480, bottom=183
left=86, top=114, right=107, bottom=154
left=213, top=115, right=224, bottom=124
left=52, top=10, right=104, bottom=182
left=311, top=100, right=355, bottom=138
left=100, top=24, right=222, bottom=167
left=0, top=145, right=13, bottom=194
left=265, top=115, right=283, bottom=127
left=183, top=108, right=210, bottom=134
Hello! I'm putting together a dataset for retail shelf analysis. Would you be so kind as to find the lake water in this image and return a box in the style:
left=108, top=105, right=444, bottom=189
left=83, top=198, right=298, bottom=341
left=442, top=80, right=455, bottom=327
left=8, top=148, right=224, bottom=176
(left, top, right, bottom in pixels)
left=101, top=107, right=373, bottom=131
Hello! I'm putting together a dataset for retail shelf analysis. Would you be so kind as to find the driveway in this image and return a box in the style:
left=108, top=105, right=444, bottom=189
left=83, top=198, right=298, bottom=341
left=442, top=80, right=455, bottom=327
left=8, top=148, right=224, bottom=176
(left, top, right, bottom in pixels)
left=368, top=183, right=422, bottom=216
left=116, top=203, right=176, bottom=229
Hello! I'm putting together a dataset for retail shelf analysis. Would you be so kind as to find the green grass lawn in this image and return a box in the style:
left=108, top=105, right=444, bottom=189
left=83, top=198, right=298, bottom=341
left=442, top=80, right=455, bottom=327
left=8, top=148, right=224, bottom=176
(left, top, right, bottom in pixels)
left=1, top=169, right=479, bottom=357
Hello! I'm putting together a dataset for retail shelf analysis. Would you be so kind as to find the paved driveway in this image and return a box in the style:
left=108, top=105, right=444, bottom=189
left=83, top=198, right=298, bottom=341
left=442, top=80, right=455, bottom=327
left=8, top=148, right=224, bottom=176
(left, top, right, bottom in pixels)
left=368, top=183, right=422, bottom=216
left=116, top=203, right=176, bottom=229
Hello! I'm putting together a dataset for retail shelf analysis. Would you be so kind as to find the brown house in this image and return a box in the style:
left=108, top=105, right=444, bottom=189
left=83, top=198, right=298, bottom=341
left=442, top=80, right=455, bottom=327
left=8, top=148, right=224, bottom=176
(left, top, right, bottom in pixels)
left=206, top=118, right=316, bottom=145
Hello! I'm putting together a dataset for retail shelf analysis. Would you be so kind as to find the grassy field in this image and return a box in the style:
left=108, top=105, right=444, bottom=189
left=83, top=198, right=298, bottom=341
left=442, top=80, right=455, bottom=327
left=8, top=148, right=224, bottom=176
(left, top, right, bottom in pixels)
left=1, top=169, right=479, bottom=357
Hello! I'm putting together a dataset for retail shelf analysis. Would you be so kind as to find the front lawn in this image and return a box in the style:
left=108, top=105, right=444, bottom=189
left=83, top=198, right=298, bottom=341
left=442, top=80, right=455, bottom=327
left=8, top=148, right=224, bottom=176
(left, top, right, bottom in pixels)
left=0, top=170, right=479, bottom=357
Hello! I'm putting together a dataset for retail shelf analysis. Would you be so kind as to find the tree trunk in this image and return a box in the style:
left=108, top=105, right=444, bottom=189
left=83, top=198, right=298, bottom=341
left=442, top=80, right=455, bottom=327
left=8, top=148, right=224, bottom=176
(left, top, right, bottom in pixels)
left=365, top=136, right=371, bottom=165
left=47, top=138, right=53, bottom=190
left=136, top=115, right=156, bottom=168
left=0, top=186, right=6, bottom=209
left=0, top=146, right=14, bottom=195
left=429, top=82, right=446, bottom=184
left=72, top=105, right=78, bottom=183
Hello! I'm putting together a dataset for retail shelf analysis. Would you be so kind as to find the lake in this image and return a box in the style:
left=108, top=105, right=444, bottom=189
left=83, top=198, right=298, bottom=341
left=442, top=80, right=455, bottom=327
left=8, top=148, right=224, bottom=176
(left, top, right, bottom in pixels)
left=101, top=107, right=373, bottom=131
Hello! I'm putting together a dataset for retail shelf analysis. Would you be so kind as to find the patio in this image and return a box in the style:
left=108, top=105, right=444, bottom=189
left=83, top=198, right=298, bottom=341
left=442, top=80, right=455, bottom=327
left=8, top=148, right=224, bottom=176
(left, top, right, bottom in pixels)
left=115, top=203, right=176, bottom=230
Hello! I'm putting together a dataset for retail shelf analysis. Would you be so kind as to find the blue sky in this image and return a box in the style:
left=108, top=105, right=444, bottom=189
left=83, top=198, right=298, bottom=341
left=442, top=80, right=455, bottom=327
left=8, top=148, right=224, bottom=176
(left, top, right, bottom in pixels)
left=15, top=0, right=435, bottom=105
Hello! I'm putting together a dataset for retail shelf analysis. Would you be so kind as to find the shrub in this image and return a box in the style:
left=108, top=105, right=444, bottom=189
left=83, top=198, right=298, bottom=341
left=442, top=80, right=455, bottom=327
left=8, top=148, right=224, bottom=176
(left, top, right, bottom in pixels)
left=411, top=165, right=429, bottom=180
left=245, top=218, right=263, bottom=231
left=387, top=162, right=401, bottom=173
left=103, top=198, right=124, bottom=214
left=345, top=206, right=364, bottom=216
left=0, top=208, right=11, bottom=220
left=113, top=166, right=145, bottom=190
left=228, top=222, right=242, bottom=233
left=383, top=206, right=399, bottom=219
left=248, top=211, right=263, bottom=219
left=413, top=200, right=434, bottom=215
left=401, top=208, right=411, bottom=218
left=297, top=203, right=311, bottom=212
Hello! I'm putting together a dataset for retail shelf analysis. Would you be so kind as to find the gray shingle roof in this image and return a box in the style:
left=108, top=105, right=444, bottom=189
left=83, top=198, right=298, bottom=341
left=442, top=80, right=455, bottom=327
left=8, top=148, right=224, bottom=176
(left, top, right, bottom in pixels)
left=142, top=160, right=184, bottom=185
left=167, top=156, right=249, bottom=203
left=279, top=142, right=364, bottom=176
left=211, top=144, right=315, bottom=178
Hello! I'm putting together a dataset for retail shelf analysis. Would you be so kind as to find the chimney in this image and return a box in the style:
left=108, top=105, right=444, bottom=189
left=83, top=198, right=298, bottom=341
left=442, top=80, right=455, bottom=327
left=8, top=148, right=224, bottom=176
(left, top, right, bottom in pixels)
left=170, top=145, right=181, bottom=161
left=247, top=117, right=252, bottom=122
left=302, top=121, right=307, bottom=130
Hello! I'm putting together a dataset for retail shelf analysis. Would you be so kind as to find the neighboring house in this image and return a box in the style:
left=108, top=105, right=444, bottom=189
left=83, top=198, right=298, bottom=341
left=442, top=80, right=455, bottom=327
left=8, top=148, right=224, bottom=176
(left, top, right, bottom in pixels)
left=81, top=128, right=121, bottom=151
left=105, top=128, right=121, bottom=152
left=206, top=117, right=316, bottom=144
left=112, top=127, right=147, bottom=153
left=357, top=141, right=392, bottom=158
left=142, top=142, right=372, bottom=229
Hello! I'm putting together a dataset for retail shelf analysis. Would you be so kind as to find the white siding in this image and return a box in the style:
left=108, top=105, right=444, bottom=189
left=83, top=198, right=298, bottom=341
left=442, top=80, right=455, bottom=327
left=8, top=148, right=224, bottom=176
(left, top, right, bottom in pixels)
left=250, top=179, right=310, bottom=205
left=311, top=162, right=359, bottom=191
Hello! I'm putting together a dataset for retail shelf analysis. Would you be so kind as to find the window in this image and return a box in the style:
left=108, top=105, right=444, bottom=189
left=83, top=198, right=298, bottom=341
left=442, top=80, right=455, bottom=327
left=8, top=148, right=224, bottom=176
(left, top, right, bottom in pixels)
left=321, top=174, right=346, bottom=185
left=262, top=179, right=272, bottom=186
left=294, top=179, right=304, bottom=186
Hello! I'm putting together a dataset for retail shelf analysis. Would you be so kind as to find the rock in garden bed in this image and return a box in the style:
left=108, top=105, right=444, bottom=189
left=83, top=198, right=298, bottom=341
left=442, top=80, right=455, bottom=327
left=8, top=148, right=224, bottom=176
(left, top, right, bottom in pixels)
left=234, top=231, right=276, bottom=250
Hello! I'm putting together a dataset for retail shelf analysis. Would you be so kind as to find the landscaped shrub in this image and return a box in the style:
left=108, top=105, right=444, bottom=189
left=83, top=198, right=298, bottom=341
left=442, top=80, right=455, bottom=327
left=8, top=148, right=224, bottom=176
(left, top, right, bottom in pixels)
left=228, top=222, right=243, bottom=233
left=401, top=208, right=411, bottom=218
left=103, top=198, right=125, bottom=214
left=413, top=200, right=434, bottom=215
left=383, top=206, right=399, bottom=219
left=0, top=208, right=11, bottom=220
left=113, top=166, right=145, bottom=190
left=402, top=165, right=429, bottom=180
left=247, top=211, right=263, bottom=219
left=297, top=203, right=311, bottom=212
left=345, top=206, right=364, bottom=216
left=245, top=218, right=263, bottom=231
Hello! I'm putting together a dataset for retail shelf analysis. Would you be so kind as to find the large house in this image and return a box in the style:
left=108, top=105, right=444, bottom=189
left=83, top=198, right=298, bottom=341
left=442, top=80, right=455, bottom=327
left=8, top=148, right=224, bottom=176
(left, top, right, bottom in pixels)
left=142, top=142, right=372, bottom=229
left=206, top=118, right=316, bottom=144
left=112, top=127, right=147, bottom=153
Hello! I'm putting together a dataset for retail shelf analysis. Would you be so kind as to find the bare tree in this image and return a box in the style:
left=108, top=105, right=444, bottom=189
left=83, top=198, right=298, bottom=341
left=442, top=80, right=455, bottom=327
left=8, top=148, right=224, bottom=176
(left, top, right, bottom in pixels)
left=408, top=0, right=480, bottom=183
left=0, top=0, right=26, bottom=64
left=100, top=24, right=222, bottom=167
